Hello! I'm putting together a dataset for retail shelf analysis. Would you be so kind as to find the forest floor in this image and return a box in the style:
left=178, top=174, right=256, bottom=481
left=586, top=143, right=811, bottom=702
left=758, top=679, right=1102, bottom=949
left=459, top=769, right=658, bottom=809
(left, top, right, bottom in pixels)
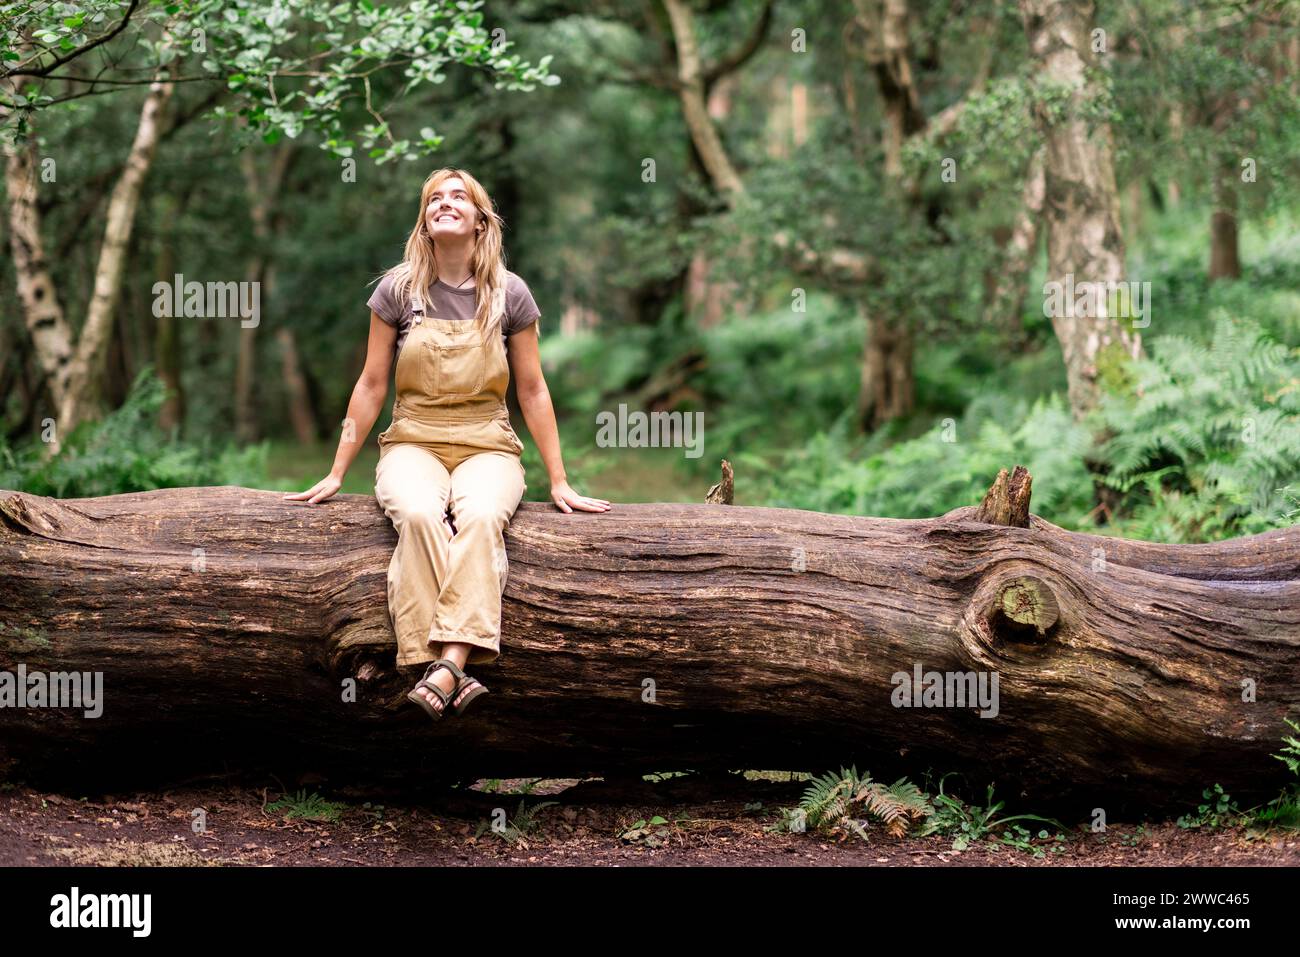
left=2, top=774, right=1296, bottom=867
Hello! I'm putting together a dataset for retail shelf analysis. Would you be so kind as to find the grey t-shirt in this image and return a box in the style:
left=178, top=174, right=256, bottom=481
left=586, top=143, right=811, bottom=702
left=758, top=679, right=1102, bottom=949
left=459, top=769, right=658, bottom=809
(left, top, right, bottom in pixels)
left=366, top=269, right=541, bottom=362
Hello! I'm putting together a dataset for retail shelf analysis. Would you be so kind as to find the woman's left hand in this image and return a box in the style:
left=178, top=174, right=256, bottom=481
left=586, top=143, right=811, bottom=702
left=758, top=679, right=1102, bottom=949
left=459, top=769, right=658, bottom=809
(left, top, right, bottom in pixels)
left=551, top=480, right=612, bottom=513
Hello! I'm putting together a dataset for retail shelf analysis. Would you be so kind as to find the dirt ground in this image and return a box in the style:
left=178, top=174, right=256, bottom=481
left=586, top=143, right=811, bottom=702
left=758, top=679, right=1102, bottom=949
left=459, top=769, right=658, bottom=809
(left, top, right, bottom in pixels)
left=2, top=773, right=1296, bottom=867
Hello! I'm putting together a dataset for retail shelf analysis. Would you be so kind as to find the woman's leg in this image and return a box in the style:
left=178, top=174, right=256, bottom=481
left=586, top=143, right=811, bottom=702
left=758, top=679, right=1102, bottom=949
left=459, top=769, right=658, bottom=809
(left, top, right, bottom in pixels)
left=427, top=450, right=527, bottom=667
left=373, top=443, right=455, bottom=668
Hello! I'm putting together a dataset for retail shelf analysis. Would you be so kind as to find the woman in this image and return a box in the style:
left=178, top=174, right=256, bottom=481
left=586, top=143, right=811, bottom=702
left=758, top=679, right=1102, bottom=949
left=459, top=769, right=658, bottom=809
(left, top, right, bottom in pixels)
left=286, top=167, right=611, bottom=722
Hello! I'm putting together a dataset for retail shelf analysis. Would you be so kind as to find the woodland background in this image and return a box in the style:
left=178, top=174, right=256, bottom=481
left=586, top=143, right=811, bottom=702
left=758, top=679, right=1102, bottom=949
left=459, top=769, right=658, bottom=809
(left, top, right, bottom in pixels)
left=3, top=0, right=1299, bottom=545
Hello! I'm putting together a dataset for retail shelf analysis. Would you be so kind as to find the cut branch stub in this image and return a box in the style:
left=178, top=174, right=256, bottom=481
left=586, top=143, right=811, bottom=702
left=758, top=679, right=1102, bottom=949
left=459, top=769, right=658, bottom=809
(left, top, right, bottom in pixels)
left=975, top=465, right=1032, bottom=527
left=990, top=576, right=1060, bottom=643
left=705, top=459, right=734, bottom=504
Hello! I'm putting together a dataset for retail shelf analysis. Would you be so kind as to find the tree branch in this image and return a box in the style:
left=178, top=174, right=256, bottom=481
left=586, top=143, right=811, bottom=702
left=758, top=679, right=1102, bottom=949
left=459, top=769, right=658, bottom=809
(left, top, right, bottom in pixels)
left=3, top=0, right=142, bottom=80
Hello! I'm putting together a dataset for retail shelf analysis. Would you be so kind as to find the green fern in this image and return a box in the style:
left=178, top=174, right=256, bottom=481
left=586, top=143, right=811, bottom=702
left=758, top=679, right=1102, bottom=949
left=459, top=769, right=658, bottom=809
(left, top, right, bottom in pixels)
left=265, top=789, right=346, bottom=823
left=473, top=799, right=558, bottom=845
left=786, top=765, right=933, bottom=841
left=1095, top=312, right=1300, bottom=542
left=0, top=366, right=268, bottom=497
left=1274, top=717, right=1300, bottom=776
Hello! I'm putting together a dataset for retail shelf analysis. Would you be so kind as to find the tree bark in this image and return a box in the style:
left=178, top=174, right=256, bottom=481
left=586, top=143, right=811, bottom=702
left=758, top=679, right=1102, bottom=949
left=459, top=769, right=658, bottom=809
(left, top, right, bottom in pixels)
left=276, top=326, right=319, bottom=444
left=2, top=112, right=77, bottom=441
left=235, top=141, right=296, bottom=443
left=1, top=477, right=1296, bottom=812
left=686, top=74, right=745, bottom=329
left=1209, top=161, right=1242, bottom=282
left=661, top=0, right=872, bottom=288
left=983, top=149, right=1046, bottom=340
left=153, top=192, right=185, bottom=433
left=1019, top=0, right=1142, bottom=421
left=858, top=311, right=914, bottom=429
left=55, top=55, right=176, bottom=439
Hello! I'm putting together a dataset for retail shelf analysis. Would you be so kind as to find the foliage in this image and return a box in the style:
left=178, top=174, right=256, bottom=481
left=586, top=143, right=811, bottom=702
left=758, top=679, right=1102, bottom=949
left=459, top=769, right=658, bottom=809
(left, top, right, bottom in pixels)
left=619, top=815, right=673, bottom=848
left=915, top=774, right=1067, bottom=853
left=265, top=789, right=346, bottom=823
left=0, top=368, right=268, bottom=497
left=774, top=765, right=933, bottom=841
left=1094, top=313, right=1300, bottom=542
left=1248, top=718, right=1300, bottom=831
left=473, top=799, right=558, bottom=846
left=3, top=0, right=1300, bottom=551
left=1175, top=784, right=1246, bottom=831
left=1274, top=716, right=1300, bottom=776
left=1, top=0, right=559, bottom=161
left=746, top=392, right=1095, bottom=526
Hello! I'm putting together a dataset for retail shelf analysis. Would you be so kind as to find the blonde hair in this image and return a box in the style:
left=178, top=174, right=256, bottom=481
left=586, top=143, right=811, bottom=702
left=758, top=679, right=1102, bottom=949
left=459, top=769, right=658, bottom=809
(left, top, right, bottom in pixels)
left=376, top=167, right=508, bottom=338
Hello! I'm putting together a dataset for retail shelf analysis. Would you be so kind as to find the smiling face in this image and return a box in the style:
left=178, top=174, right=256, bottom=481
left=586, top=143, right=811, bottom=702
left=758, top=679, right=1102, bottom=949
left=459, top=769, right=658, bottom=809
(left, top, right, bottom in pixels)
left=424, top=176, right=479, bottom=242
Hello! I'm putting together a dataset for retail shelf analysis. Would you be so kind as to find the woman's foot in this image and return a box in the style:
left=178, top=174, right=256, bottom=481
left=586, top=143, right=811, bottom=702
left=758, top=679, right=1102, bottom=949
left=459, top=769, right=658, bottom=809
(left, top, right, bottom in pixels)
left=411, top=666, right=482, bottom=716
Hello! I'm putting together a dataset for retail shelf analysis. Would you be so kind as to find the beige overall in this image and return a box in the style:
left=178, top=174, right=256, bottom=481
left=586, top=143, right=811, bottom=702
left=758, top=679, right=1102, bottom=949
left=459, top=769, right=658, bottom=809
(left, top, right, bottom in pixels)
left=373, top=288, right=527, bottom=668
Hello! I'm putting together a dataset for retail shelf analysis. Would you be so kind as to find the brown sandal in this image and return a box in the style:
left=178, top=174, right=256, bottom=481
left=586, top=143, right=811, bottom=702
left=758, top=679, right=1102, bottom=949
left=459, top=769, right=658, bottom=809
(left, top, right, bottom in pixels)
left=451, top=670, right=489, bottom=717
left=407, top=658, right=490, bottom=720
left=406, top=658, right=458, bottom=722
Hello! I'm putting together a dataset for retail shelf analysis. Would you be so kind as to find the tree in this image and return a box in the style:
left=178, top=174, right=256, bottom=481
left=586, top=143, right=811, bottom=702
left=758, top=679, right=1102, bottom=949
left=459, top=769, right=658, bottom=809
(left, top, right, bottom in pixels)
left=1018, top=0, right=1141, bottom=423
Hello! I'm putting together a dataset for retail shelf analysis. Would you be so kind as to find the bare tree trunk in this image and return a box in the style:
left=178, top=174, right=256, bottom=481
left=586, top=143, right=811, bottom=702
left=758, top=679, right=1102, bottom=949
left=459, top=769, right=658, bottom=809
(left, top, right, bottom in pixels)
left=234, top=142, right=295, bottom=444
left=1165, top=39, right=1185, bottom=208
left=850, top=0, right=934, bottom=426
left=663, top=0, right=871, bottom=287
left=858, top=311, right=914, bottom=429
left=2, top=120, right=76, bottom=444
left=1, top=476, right=1297, bottom=813
left=1019, top=0, right=1141, bottom=421
left=153, top=193, right=184, bottom=433
left=55, top=56, right=176, bottom=439
left=1209, top=163, right=1242, bottom=281
left=863, top=0, right=926, bottom=182
left=686, top=74, right=743, bottom=329
left=983, top=149, right=1046, bottom=338
left=276, top=325, right=318, bottom=444
left=662, top=0, right=745, bottom=197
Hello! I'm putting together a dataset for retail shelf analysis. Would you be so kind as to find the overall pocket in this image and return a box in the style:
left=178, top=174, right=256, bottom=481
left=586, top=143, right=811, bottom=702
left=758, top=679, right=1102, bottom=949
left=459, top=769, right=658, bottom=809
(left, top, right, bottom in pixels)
left=426, top=340, right=487, bottom=398
left=377, top=417, right=405, bottom=445
left=494, top=416, right=524, bottom=453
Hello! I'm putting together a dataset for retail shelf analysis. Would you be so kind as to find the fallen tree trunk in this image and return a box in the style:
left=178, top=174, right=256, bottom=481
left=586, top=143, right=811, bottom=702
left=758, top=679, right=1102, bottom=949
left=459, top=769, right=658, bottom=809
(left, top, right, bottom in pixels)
left=1, top=474, right=1298, bottom=814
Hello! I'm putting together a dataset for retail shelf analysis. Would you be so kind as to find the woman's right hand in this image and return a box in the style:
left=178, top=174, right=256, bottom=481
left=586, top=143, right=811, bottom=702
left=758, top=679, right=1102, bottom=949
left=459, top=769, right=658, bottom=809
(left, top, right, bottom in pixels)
left=284, top=474, right=343, bottom=505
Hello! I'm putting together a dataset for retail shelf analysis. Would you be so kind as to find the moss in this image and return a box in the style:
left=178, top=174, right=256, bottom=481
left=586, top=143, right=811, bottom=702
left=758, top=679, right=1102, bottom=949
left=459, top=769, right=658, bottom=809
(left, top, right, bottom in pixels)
left=1095, top=339, right=1138, bottom=397
left=0, top=623, right=52, bottom=654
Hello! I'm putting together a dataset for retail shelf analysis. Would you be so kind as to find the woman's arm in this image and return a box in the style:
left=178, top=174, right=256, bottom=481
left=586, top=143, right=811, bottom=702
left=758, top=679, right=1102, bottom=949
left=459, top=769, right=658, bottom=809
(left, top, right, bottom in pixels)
left=284, top=313, right=396, bottom=504
left=507, top=323, right=611, bottom=513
